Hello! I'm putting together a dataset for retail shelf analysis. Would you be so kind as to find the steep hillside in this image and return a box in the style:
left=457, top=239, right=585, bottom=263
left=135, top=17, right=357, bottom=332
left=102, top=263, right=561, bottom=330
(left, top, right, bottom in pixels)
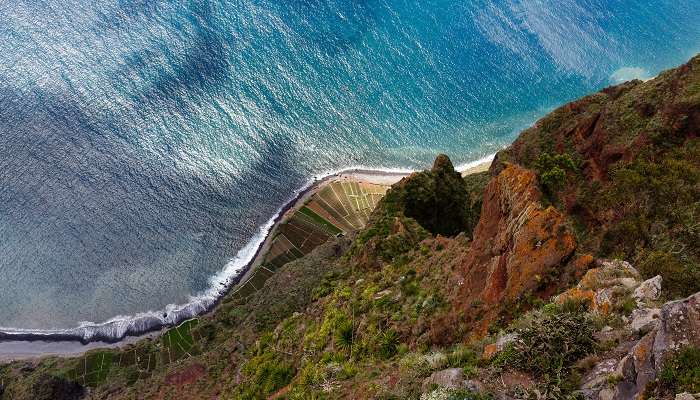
left=1, top=55, right=699, bottom=400
left=493, top=56, right=700, bottom=299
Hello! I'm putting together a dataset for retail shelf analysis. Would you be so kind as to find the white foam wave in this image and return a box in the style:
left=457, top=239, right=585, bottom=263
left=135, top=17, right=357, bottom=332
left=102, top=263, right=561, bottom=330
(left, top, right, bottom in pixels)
left=455, top=153, right=496, bottom=171
left=609, top=66, right=651, bottom=83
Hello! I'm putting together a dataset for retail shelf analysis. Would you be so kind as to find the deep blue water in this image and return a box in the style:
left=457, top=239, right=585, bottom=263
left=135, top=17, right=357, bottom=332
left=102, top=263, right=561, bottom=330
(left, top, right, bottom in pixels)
left=0, top=0, right=698, bottom=334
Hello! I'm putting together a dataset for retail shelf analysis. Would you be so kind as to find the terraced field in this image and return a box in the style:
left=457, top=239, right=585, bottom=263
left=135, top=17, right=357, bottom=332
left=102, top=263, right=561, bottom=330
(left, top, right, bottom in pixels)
left=260, top=181, right=388, bottom=270
left=66, top=319, right=202, bottom=386
left=229, top=179, right=389, bottom=302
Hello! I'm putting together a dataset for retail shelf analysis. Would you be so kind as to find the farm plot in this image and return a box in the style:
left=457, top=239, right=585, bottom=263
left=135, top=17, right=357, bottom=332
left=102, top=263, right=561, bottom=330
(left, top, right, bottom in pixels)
left=160, top=319, right=202, bottom=364
left=308, top=181, right=389, bottom=231
left=65, top=319, right=203, bottom=386
left=258, top=180, right=390, bottom=278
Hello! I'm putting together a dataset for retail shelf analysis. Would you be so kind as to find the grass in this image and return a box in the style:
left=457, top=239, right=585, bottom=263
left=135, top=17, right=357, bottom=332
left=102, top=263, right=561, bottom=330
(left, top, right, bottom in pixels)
left=300, top=206, right=343, bottom=234
left=66, top=350, right=117, bottom=386
left=161, top=319, right=200, bottom=363
left=660, top=346, right=700, bottom=394
left=492, top=301, right=596, bottom=391
left=62, top=319, right=201, bottom=388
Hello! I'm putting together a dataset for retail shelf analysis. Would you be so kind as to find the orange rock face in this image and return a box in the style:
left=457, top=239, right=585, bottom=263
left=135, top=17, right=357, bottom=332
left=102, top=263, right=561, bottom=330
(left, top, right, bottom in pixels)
left=446, top=164, right=576, bottom=336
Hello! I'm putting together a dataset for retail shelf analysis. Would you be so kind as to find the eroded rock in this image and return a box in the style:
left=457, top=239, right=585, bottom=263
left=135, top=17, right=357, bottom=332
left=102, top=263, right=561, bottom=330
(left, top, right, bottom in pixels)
left=449, top=164, right=576, bottom=336
left=556, top=259, right=640, bottom=315
left=630, top=307, right=661, bottom=335
left=634, top=275, right=662, bottom=305
left=421, top=368, right=467, bottom=392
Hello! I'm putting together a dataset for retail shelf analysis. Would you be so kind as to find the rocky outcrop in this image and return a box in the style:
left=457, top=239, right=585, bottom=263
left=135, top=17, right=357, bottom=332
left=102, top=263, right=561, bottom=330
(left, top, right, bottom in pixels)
left=493, top=55, right=700, bottom=184
left=634, top=276, right=662, bottom=305
left=582, top=290, right=700, bottom=400
left=449, top=164, right=576, bottom=335
left=381, top=154, right=472, bottom=237
left=556, top=259, right=640, bottom=314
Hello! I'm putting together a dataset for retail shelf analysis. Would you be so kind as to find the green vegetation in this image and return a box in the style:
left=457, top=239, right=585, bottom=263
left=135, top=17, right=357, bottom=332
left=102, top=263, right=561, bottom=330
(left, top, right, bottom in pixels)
left=534, top=153, right=578, bottom=196
left=4, top=55, right=700, bottom=400
left=160, top=319, right=201, bottom=363
left=61, top=319, right=203, bottom=389
left=422, top=387, right=493, bottom=400
left=659, top=346, right=700, bottom=394
left=493, top=301, right=596, bottom=391
left=596, top=140, right=700, bottom=298
left=300, top=206, right=343, bottom=234
left=462, top=171, right=490, bottom=237
left=382, top=154, right=473, bottom=236
left=235, top=335, right=296, bottom=399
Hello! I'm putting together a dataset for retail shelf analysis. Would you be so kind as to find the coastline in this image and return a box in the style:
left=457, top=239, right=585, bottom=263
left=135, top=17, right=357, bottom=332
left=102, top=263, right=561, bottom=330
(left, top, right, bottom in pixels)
left=0, top=156, right=493, bottom=362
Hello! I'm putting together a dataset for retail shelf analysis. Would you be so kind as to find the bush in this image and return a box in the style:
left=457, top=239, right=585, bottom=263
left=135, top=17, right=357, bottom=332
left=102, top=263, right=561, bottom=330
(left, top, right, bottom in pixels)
left=637, top=249, right=700, bottom=300
left=378, top=329, right=400, bottom=359
left=237, top=336, right=297, bottom=399
left=493, top=305, right=597, bottom=384
left=446, top=344, right=478, bottom=369
left=535, top=153, right=577, bottom=196
left=335, top=320, right=354, bottom=353
left=659, top=346, right=700, bottom=393
left=596, top=142, right=700, bottom=298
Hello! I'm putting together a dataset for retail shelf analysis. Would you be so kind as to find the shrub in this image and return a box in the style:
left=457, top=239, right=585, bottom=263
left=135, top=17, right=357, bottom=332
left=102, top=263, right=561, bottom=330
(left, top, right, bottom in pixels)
left=593, top=142, right=700, bottom=298
left=659, top=346, right=700, bottom=393
left=238, top=351, right=296, bottom=399
left=236, top=333, right=297, bottom=399
left=637, top=249, right=700, bottom=300
left=420, top=387, right=493, bottom=400
left=535, top=153, right=577, bottom=195
left=493, top=305, right=597, bottom=384
left=335, top=320, right=354, bottom=353
left=378, top=329, right=400, bottom=359
left=377, top=154, right=472, bottom=237
left=446, top=345, right=478, bottom=369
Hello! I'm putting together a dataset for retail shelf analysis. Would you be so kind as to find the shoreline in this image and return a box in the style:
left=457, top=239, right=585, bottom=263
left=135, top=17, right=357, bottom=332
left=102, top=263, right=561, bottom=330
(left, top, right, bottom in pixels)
left=0, top=156, right=493, bottom=362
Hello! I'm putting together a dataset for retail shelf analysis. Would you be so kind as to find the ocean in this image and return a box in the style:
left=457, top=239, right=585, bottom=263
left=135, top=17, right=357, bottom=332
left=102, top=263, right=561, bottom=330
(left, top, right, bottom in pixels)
left=1, top=0, right=698, bottom=341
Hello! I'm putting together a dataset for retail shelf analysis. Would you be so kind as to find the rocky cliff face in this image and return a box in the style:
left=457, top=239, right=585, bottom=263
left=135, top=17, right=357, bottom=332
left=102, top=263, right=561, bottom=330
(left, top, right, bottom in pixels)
left=491, top=54, right=700, bottom=300
left=443, top=164, right=577, bottom=337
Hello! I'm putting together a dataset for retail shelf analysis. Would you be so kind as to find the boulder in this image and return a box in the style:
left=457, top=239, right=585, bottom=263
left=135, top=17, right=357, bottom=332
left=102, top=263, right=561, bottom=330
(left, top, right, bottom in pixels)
left=652, top=291, right=700, bottom=369
left=556, top=260, right=641, bottom=315
left=634, top=275, right=662, bottom=305
left=630, top=308, right=661, bottom=335
left=421, top=368, right=467, bottom=392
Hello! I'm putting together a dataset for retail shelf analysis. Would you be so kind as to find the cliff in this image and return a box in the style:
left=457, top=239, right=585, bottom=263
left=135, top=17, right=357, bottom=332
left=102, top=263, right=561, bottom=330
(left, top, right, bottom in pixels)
left=1, top=55, right=699, bottom=400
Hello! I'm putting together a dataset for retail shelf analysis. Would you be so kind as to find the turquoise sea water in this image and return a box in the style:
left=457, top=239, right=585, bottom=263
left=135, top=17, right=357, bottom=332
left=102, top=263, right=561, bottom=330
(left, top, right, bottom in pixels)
left=0, top=0, right=698, bottom=340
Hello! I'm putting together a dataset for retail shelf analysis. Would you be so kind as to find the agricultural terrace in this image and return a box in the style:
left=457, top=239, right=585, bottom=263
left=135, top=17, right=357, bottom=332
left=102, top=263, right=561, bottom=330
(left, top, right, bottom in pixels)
left=229, top=180, right=389, bottom=302
left=65, top=319, right=203, bottom=387
left=261, top=180, right=388, bottom=271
